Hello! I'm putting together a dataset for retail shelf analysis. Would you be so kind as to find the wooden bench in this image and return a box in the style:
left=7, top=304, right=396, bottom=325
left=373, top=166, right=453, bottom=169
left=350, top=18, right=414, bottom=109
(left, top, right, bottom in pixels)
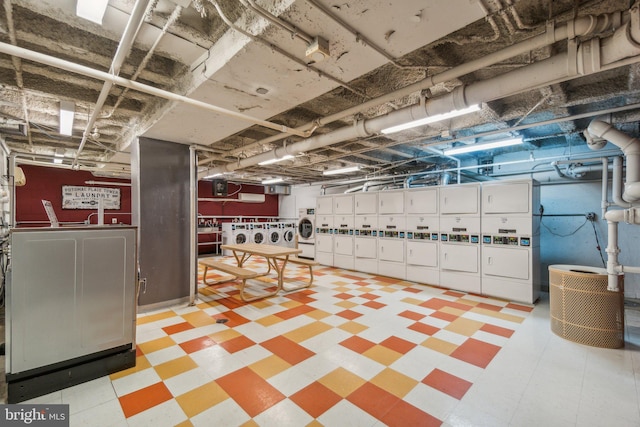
left=276, top=256, right=320, bottom=291
left=199, top=258, right=275, bottom=302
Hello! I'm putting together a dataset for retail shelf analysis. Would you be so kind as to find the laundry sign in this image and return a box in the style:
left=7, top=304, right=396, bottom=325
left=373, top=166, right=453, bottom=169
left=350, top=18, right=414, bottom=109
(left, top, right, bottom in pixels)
left=62, top=185, right=121, bottom=210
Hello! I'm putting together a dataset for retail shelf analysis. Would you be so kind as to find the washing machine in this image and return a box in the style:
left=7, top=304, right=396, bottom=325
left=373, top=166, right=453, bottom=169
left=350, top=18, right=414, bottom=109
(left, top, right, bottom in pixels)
left=250, top=222, right=267, bottom=244
left=297, top=208, right=315, bottom=259
left=221, top=222, right=251, bottom=256
left=266, top=222, right=282, bottom=246
left=281, top=221, right=297, bottom=248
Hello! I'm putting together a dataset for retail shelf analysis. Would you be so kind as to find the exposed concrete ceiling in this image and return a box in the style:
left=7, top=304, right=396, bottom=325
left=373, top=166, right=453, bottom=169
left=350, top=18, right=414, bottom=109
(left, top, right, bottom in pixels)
left=1, top=0, right=639, bottom=185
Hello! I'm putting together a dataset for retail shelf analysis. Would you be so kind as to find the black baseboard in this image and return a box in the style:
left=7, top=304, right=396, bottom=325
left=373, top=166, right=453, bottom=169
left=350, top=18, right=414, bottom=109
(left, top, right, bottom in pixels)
left=6, top=345, right=136, bottom=403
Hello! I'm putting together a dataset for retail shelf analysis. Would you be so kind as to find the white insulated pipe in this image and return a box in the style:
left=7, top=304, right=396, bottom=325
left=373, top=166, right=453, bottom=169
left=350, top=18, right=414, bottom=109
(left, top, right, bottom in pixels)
left=602, top=157, right=610, bottom=219
left=604, top=207, right=640, bottom=291
left=224, top=11, right=627, bottom=159
left=205, top=9, right=640, bottom=176
left=587, top=120, right=640, bottom=202
left=74, top=0, right=152, bottom=164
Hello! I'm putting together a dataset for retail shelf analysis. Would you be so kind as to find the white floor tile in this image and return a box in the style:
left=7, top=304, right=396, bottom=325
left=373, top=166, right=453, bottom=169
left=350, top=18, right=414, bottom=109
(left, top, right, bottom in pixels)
left=125, top=399, right=188, bottom=427
left=252, top=397, right=314, bottom=426
left=163, top=367, right=214, bottom=397
left=144, top=345, right=188, bottom=366
left=189, top=398, right=250, bottom=427
left=69, top=398, right=126, bottom=427
left=317, top=399, right=379, bottom=427
left=61, top=376, right=118, bottom=414
left=111, top=369, right=161, bottom=398
left=404, top=382, right=459, bottom=422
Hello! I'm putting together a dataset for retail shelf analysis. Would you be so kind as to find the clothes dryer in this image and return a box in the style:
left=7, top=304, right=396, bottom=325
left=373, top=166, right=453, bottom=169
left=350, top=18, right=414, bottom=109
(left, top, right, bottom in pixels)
left=221, top=222, right=251, bottom=256
left=250, top=222, right=267, bottom=244
left=281, top=221, right=297, bottom=248
left=297, top=208, right=315, bottom=259
left=266, top=222, right=282, bottom=246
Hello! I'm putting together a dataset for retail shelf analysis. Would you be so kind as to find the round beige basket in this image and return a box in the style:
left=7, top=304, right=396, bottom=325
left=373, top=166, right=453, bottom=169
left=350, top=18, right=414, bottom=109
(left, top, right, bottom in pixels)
left=548, top=265, right=624, bottom=349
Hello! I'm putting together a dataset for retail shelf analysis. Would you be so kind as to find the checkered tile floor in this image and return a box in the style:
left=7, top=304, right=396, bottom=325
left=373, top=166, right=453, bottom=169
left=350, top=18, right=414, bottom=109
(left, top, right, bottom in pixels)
left=23, top=257, right=640, bottom=426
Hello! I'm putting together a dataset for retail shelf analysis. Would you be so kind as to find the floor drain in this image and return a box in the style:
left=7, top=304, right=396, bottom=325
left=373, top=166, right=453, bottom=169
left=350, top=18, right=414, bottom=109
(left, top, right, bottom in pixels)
left=216, top=318, right=228, bottom=324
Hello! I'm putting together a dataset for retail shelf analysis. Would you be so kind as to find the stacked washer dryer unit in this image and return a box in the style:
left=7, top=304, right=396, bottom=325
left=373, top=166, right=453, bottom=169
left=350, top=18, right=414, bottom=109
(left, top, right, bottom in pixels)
left=333, top=194, right=355, bottom=270
left=377, top=189, right=406, bottom=279
left=481, top=179, right=540, bottom=303
left=439, top=183, right=482, bottom=294
left=354, top=192, right=378, bottom=274
left=315, top=195, right=334, bottom=266
left=297, top=208, right=315, bottom=259
left=405, top=186, right=440, bottom=286
left=221, top=221, right=251, bottom=256
left=250, top=222, right=266, bottom=244
left=281, top=221, right=297, bottom=248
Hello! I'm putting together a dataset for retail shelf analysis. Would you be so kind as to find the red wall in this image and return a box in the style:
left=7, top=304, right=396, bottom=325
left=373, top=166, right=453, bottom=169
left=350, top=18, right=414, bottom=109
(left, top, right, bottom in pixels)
left=196, top=180, right=279, bottom=220
left=15, top=165, right=279, bottom=235
left=16, top=165, right=132, bottom=226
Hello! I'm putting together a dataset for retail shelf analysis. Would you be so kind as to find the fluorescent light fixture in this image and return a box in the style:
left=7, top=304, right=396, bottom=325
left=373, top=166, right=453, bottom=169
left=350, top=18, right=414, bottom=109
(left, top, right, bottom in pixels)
left=262, top=178, right=283, bottom=185
left=381, top=104, right=481, bottom=134
left=258, top=154, right=294, bottom=166
left=76, top=0, right=109, bottom=25
left=59, top=101, right=75, bottom=136
left=444, top=137, right=524, bottom=156
left=323, top=165, right=360, bottom=176
left=203, top=172, right=224, bottom=179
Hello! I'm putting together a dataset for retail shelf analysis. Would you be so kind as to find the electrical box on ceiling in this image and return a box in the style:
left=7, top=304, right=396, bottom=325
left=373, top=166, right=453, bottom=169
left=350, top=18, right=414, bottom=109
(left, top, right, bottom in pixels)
left=265, top=185, right=291, bottom=195
left=305, top=36, right=330, bottom=62
left=238, top=193, right=265, bottom=202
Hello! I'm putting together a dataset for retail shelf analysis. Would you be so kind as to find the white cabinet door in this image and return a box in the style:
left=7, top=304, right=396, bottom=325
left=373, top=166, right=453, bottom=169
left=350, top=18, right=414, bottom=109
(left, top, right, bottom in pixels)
left=483, top=246, right=529, bottom=280
left=334, top=194, right=354, bottom=215
left=316, top=196, right=333, bottom=215
left=406, top=215, right=438, bottom=232
left=334, top=215, right=354, bottom=228
left=315, top=235, right=333, bottom=253
left=407, top=241, right=438, bottom=267
left=440, top=184, right=480, bottom=214
left=334, top=235, right=354, bottom=256
left=315, top=215, right=333, bottom=229
left=355, top=193, right=377, bottom=214
left=379, top=190, right=405, bottom=214
left=483, top=181, right=531, bottom=214
left=355, top=215, right=377, bottom=229
left=355, top=238, right=377, bottom=258
left=440, top=244, right=479, bottom=273
left=379, top=239, right=404, bottom=262
left=405, top=187, right=438, bottom=214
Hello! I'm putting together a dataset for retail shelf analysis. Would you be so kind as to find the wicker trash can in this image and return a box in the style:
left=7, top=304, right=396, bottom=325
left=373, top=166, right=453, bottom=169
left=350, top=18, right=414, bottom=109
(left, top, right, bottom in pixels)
left=548, top=265, right=624, bottom=349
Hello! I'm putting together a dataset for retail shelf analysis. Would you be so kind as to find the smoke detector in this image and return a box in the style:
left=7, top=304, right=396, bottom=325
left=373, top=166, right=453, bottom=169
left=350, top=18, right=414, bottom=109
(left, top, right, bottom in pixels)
left=306, top=36, right=330, bottom=62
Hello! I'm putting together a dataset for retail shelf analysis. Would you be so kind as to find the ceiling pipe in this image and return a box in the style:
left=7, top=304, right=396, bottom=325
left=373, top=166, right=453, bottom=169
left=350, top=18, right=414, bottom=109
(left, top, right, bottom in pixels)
left=220, top=9, right=627, bottom=160
left=204, top=7, right=640, bottom=177
left=239, top=0, right=313, bottom=44
left=73, top=0, right=153, bottom=166
left=0, top=43, right=308, bottom=138
left=586, top=119, right=640, bottom=202
left=104, top=4, right=184, bottom=120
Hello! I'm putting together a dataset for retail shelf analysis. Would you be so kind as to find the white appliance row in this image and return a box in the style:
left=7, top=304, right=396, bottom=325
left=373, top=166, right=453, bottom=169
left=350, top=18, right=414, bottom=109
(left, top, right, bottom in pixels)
left=314, top=180, right=540, bottom=303
left=221, top=220, right=296, bottom=255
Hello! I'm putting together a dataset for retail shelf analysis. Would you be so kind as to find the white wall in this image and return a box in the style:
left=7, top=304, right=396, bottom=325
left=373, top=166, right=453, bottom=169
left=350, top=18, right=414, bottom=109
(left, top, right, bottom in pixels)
left=539, top=180, right=640, bottom=298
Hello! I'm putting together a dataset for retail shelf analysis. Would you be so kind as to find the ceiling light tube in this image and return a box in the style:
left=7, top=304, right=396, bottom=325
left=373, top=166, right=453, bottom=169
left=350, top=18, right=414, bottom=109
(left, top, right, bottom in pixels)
left=323, top=165, right=361, bottom=176
left=76, top=0, right=110, bottom=25
left=443, top=137, right=524, bottom=155
left=381, top=104, right=481, bottom=134
left=59, top=101, right=75, bottom=136
left=262, top=178, right=283, bottom=184
left=258, top=154, right=294, bottom=166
